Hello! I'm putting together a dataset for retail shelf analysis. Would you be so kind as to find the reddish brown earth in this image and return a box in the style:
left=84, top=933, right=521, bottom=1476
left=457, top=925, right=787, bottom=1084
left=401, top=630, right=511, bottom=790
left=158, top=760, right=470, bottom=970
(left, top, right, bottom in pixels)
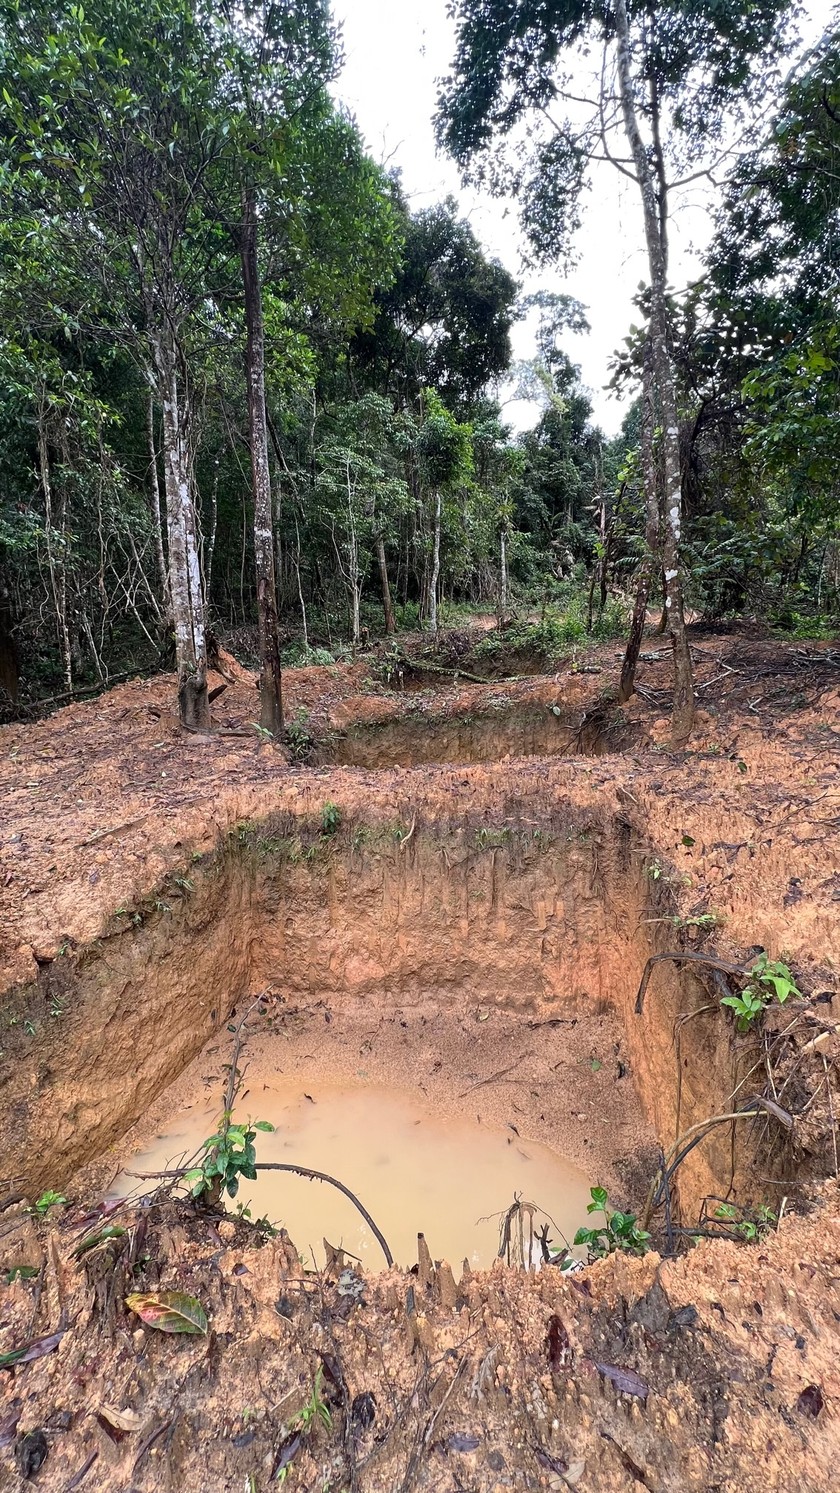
left=0, top=624, right=839, bottom=1490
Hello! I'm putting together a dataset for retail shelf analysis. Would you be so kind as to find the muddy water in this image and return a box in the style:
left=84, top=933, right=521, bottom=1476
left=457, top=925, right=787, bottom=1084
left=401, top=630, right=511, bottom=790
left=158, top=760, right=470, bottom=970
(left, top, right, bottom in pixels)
left=111, top=1079, right=593, bottom=1271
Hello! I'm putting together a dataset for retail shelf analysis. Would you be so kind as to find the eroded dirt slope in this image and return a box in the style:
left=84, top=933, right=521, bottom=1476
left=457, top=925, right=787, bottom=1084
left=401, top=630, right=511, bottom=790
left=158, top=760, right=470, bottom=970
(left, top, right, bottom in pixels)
left=0, top=1186, right=838, bottom=1491
left=0, top=630, right=838, bottom=989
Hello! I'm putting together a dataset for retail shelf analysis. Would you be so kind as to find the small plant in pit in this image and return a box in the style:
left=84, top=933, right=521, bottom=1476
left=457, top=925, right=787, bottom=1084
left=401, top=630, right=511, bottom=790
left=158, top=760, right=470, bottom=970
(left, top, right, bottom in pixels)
left=320, top=800, right=341, bottom=836
left=295, top=1366, right=333, bottom=1434
left=475, top=826, right=512, bottom=849
left=234, top=1201, right=279, bottom=1236
left=286, top=707, right=315, bottom=761
left=721, top=952, right=801, bottom=1033
left=184, top=1111, right=274, bottom=1203
left=713, top=1201, right=777, bottom=1243
left=5, top=1265, right=39, bottom=1284
left=572, top=1186, right=651, bottom=1261
left=31, top=1190, right=67, bottom=1216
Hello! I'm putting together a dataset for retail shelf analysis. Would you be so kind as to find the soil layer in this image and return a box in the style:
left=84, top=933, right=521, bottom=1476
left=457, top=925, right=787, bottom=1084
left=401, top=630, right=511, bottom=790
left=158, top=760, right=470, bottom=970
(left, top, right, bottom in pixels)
left=0, top=625, right=839, bottom=1490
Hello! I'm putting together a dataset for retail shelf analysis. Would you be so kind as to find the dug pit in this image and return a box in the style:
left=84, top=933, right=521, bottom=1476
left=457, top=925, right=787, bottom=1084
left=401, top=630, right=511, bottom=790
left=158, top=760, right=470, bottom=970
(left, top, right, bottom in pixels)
left=2, top=808, right=764, bottom=1263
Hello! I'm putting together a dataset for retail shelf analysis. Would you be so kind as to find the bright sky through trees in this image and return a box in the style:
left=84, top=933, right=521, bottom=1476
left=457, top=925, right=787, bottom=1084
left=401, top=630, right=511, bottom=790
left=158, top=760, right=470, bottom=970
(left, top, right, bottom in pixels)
left=334, top=0, right=836, bottom=434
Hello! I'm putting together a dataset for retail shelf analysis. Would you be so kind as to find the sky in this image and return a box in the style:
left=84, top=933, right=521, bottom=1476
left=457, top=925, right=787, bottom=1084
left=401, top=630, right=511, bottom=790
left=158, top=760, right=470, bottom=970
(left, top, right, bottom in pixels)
left=332, top=0, right=835, bottom=436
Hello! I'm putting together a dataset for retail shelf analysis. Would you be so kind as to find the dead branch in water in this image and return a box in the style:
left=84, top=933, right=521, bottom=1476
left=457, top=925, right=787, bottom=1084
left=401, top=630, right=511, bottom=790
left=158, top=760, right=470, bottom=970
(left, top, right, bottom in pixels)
left=126, top=1161, right=394, bottom=1267
left=252, top=1164, right=394, bottom=1267
left=125, top=998, right=395, bottom=1266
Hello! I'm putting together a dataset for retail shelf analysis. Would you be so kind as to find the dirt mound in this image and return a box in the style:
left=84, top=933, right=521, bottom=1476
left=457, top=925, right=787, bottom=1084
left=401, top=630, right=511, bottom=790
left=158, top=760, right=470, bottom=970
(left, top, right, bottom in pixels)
left=0, top=1186, right=838, bottom=1491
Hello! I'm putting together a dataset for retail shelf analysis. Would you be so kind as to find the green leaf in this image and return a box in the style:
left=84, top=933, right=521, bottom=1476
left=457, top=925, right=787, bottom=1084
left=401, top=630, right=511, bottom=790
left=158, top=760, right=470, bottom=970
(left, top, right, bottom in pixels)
left=126, top=1291, right=208, bottom=1335
left=252, top=1120, right=275, bottom=1133
left=589, top=1186, right=608, bottom=1209
left=72, top=1225, right=126, bottom=1257
left=0, top=1330, right=64, bottom=1367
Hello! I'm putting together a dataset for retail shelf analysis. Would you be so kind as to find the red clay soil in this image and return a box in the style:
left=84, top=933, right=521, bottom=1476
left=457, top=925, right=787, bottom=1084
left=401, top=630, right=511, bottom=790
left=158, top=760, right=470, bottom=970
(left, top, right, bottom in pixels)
left=1, top=626, right=839, bottom=1491
left=0, top=1184, right=838, bottom=1491
left=0, top=629, right=837, bottom=987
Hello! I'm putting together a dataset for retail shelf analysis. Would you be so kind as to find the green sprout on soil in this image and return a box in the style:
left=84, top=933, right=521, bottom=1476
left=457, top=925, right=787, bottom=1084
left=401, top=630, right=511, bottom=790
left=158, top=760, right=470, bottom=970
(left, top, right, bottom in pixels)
left=713, top=1202, right=777, bottom=1243
left=320, top=801, right=341, bottom=836
left=295, top=1367, right=332, bottom=1434
left=32, top=1190, right=67, bottom=1216
left=720, top=953, right=801, bottom=1033
left=184, top=1112, right=275, bottom=1203
left=572, top=1186, right=651, bottom=1261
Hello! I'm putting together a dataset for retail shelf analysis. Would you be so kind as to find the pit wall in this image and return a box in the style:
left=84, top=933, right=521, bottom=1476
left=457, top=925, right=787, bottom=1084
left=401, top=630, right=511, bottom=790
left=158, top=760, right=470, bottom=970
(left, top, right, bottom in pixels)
left=0, top=809, right=742, bottom=1215
left=318, top=704, right=636, bottom=769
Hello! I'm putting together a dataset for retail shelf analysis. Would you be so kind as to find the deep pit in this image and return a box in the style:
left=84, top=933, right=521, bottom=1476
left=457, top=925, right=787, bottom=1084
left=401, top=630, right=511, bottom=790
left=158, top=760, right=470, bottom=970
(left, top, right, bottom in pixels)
left=107, top=1075, right=596, bottom=1271
left=3, top=810, right=763, bottom=1256
left=2, top=640, right=839, bottom=1493
left=318, top=699, right=638, bottom=769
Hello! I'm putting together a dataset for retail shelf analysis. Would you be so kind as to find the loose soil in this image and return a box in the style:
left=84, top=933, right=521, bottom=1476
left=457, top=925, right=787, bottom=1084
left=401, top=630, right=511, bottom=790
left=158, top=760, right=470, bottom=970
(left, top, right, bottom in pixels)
left=1, top=623, right=839, bottom=1490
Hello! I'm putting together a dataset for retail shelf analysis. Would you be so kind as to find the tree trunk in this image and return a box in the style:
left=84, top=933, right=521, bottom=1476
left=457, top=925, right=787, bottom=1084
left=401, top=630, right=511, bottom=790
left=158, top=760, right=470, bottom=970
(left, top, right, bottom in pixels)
left=241, top=185, right=282, bottom=734
left=0, top=583, right=18, bottom=702
left=614, top=0, right=694, bottom=744
left=153, top=330, right=210, bottom=730
left=376, top=534, right=396, bottom=635
left=619, top=334, right=659, bottom=701
left=37, top=412, right=73, bottom=692
left=146, top=392, right=170, bottom=618
left=499, top=528, right=508, bottom=621
left=430, top=490, right=442, bottom=635
left=294, top=512, right=309, bottom=649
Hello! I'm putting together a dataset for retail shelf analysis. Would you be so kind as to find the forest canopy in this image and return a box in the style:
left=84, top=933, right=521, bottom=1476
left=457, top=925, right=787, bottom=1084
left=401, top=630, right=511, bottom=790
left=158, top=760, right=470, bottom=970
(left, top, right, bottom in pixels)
left=0, top=0, right=837, bottom=738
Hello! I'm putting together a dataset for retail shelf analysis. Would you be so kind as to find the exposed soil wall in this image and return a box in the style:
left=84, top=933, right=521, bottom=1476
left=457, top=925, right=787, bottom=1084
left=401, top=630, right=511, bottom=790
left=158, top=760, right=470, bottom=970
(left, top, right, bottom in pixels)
left=2, top=808, right=752, bottom=1221
left=318, top=703, right=632, bottom=768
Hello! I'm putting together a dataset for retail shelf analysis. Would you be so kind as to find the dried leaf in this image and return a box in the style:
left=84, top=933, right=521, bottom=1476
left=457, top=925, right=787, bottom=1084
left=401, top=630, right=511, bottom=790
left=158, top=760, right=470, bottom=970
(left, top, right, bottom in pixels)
left=351, top=1391, right=376, bottom=1432
left=125, top=1291, right=207, bottom=1335
left=547, top=1314, right=572, bottom=1374
left=796, top=1384, right=824, bottom=1418
left=594, top=1362, right=649, bottom=1401
left=273, top=1431, right=302, bottom=1474
left=320, top=1352, right=345, bottom=1395
left=0, top=1331, right=64, bottom=1370
left=98, top=1405, right=142, bottom=1434
left=15, top=1427, right=47, bottom=1479
left=670, top=1305, right=698, bottom=1330
left=448, top=1433, right=481, bottom=1452
left=535, top=1445, right=568, bottom=1474
left=0, top=1404, right=21, bottom=1448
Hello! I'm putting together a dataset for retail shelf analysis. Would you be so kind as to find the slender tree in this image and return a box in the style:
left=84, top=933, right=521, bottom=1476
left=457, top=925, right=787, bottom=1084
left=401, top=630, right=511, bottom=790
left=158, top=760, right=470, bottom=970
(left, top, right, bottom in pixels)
left=438, top=0, right=797, bottom=742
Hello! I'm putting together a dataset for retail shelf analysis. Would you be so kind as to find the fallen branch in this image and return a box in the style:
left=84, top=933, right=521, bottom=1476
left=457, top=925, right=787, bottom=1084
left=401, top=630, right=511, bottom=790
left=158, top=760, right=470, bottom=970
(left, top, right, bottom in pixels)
left=253, top=1164, right=394, bottom=1267
left=641, top=1098, right=792, bottom=1230
left=126, top=1162, right=394, bottom=1268
left=458, top=1052, right=531, bottom=1098
left=395, top=655, right=489, bottom=685
left=635, top=951, right=750, bottom=1016
left=81, top=814, right=150, bottom=847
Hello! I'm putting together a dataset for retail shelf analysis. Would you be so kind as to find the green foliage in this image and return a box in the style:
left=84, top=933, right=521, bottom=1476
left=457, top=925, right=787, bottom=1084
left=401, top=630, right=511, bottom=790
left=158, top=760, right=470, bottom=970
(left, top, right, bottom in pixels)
left=572, top=1187, right=651, bottom=1261
left=713, top=1201, right=777, bottom=1243
left=320, top=801, right=341, bottom=836
left=184, top=1112, right=274, bottom=1202
left=4, top=1264, right=40, bottom=1283
left=285, top=709, right=315, bottom=762
left=720, top=953, right=801, bottom=1033
left=32, top=1190, right=67, bottom=1216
